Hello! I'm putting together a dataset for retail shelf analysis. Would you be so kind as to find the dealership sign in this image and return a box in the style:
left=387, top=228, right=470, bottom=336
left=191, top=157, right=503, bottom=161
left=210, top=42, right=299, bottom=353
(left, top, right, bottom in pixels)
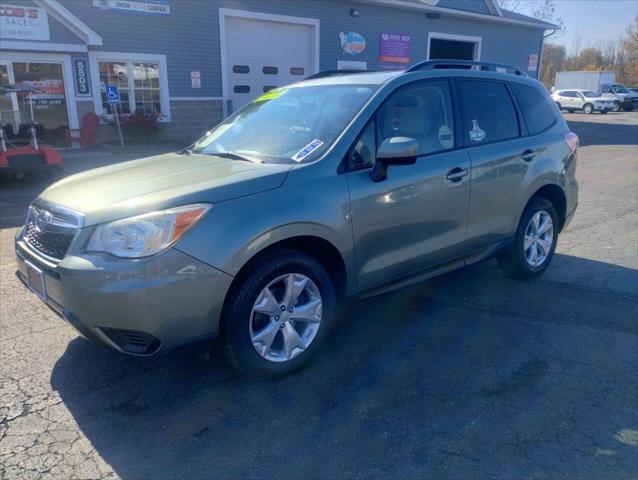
left=73, top=58, right=92, bottom=96
left=380, top=33, right=411, bottom=70
left=0, top=4, right=50, bottom=41
left=339, top=31, right=366, bottom=56
left=93, top=0, right=170, bottom=15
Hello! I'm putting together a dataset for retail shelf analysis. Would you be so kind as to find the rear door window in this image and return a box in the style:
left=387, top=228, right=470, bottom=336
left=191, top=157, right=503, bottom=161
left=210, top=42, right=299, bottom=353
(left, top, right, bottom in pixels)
left=457, top=79, right=520, bottom=145
left=510, top=82, right=557, bottom=135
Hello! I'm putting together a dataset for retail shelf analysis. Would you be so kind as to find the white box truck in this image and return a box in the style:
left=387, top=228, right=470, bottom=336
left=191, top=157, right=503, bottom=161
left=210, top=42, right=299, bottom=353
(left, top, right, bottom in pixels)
left=554, top=71, right=638, bottom=112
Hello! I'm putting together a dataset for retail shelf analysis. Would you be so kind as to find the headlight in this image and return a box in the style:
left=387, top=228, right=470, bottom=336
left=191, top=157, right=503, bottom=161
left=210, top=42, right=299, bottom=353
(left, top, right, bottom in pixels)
left=86, top=204, right=210, bottom=258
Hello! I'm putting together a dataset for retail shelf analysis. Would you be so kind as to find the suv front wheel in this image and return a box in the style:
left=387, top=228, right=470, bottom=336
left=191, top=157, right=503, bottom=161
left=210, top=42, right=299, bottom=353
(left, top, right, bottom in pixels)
left=222, top=250, right=336, bottom=377
left=498, top=196, right=559, bottom=279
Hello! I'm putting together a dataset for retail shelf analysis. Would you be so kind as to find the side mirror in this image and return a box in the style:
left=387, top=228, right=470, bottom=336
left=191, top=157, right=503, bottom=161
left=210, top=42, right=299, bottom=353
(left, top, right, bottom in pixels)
left=370, top=136, right=418, bottom=182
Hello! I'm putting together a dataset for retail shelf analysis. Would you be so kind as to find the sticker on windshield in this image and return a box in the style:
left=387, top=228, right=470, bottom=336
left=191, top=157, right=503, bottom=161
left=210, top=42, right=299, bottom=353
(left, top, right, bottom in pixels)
left=438, top=125, right=453, bottom=149
left=292, top=139, right=324, bottom=162
left=254, top=88, right=288, bottom=103
left=469, top=119, right=486, bottom=142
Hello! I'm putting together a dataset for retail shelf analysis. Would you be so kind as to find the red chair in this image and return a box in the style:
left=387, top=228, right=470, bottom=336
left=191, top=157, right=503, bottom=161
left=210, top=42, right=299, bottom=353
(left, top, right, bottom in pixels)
left=66, top=112, right=101, bottom=149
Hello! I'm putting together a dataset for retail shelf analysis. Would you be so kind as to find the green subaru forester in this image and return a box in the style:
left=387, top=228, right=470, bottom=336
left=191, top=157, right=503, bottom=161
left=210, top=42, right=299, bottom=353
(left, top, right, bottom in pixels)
left=16, top=60, right=578, bottom=377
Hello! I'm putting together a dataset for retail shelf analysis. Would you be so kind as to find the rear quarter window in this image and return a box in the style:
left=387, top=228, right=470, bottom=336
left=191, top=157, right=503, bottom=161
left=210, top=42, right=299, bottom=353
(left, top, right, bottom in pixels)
left=510, top=83, right=557, bottom=135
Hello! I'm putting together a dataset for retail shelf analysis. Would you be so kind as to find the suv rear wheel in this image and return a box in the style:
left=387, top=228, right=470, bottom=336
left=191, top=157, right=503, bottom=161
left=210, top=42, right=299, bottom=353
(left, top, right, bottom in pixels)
left=612, top=101, right=621, bottom=112
left=222, top=250, right=336, bottom=377
left=498, top=197, right=559, bottom=279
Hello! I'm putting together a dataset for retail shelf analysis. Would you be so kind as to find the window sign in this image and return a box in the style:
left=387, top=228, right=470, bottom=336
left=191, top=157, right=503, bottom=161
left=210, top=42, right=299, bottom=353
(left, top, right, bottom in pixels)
left=379, top=33, right=411, bottom=70
left=73, top=58, right=91, bottom=96
left=93, top=0, right=170, bottom=15
left=0, top=4, right=50, bottom=41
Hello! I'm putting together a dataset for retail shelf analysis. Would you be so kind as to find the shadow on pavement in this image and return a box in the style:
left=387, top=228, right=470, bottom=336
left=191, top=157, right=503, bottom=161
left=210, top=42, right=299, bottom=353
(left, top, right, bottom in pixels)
left=50, top=255, right=638, bottom=479
left=566, top=119, right=638, bottom=147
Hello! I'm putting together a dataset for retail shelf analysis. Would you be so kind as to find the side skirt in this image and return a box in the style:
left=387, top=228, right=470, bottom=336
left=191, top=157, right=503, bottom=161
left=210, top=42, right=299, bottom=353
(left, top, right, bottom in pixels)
left=356, top=237, right=514, bottom=300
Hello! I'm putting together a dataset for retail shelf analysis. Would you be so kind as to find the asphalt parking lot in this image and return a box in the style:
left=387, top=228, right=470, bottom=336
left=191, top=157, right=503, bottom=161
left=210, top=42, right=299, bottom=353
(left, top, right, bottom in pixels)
left=1, top=112, right=637, bottom=479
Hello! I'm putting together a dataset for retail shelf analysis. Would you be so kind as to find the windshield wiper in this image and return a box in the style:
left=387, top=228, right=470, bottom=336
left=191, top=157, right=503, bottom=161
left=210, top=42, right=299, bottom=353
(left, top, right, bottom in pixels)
left=211, top=152, right=261, bottom=163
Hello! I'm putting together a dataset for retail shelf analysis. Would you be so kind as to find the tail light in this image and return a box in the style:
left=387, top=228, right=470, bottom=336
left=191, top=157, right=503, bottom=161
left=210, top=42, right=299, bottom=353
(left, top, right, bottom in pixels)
left=564, top=132, right=579, bottom=153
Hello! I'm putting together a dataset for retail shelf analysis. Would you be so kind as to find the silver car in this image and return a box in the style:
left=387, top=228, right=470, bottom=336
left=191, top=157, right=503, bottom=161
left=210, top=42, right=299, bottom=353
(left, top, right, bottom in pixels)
left=16, top=60, right=579, bottom=377
left=552, top=89, right=613, bottom=114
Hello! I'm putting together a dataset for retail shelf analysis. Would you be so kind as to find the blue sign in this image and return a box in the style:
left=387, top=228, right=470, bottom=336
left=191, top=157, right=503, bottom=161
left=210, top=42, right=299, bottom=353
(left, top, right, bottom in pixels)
left=105, top=85, right=120, bottom=104
left=72, top=58, right=91, bottom=96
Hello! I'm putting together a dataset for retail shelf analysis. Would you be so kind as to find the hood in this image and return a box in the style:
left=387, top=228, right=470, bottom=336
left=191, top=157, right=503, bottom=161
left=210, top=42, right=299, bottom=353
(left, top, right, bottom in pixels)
left=40, top=153, right=292, bottom=226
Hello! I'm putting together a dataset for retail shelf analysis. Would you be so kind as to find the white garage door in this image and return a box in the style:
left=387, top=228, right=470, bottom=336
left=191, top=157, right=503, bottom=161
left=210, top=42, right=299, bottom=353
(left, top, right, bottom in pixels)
left=225, top=15, right=316, bottom=113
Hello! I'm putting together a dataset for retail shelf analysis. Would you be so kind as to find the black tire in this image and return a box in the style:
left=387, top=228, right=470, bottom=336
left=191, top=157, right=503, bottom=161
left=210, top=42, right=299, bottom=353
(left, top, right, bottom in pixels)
left=221, top=249, right=336, bottom=378
left=612, top=101, right=621, bottom=112
left=600, top=110, right=609, bottom=114
left=567, top=109, right=575, bottom=113
left=497, top=196, right=559, bottom=279
left=583, top=103, right=593, bottom=114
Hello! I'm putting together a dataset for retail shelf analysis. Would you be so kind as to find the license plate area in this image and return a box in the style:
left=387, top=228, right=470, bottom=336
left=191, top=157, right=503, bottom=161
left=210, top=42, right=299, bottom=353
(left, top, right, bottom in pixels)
left=25, top=260, right=47, bottom=301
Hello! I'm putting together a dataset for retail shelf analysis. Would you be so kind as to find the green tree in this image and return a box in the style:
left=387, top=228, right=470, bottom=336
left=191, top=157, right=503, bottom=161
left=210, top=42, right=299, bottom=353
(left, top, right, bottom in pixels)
left=540, top=42, right=565, bottom=88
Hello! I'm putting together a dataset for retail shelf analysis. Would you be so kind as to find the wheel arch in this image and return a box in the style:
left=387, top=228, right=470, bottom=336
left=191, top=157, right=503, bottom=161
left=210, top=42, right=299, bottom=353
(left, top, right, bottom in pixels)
left=224, top=231, right=352, bottom=314
left=525, top=183, right=567, bottom=231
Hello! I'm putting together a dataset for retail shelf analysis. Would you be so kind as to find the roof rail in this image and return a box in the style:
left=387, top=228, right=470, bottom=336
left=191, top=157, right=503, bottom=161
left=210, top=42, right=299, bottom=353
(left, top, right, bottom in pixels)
left=306, top=69, right=372, bottom=80
left=406, top=59, right=528, bottom=77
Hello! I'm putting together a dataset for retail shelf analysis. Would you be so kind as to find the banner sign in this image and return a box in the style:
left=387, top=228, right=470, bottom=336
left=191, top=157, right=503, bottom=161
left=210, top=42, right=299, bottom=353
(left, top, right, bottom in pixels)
left=380, top=33, right=411, bottom=70
left=73, top=58, right=92, bottom=96
left=0, top=4, right=50, bottom=41
left=93, top=0, right=170, bottom=15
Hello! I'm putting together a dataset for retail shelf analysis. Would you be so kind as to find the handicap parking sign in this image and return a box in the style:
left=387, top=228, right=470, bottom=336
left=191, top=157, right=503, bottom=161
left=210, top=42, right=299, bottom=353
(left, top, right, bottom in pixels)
left=105, top=85, right=120, bottom=104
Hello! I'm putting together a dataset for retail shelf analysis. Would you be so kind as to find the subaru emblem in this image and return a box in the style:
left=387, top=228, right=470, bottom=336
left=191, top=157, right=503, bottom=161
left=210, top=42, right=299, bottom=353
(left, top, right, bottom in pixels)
left=33, top=208, right=52, bottom=233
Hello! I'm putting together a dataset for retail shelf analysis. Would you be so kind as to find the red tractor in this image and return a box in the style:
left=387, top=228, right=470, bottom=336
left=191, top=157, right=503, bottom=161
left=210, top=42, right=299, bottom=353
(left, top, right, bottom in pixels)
left=0, top=83, right=63, bottom=178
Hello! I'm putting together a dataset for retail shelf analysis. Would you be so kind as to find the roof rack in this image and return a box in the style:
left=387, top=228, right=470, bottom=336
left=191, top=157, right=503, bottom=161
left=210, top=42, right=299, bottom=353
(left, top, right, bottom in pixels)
left=305, top=69, right=372, bottom=80
left=406, top=59, right=528, bottom=77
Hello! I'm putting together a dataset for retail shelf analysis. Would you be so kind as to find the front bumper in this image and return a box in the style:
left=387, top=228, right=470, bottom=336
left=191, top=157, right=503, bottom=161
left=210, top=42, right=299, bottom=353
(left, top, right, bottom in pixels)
left=594, top=104, right=612, bottom=111
left=15, top=240, right=234, bottom=356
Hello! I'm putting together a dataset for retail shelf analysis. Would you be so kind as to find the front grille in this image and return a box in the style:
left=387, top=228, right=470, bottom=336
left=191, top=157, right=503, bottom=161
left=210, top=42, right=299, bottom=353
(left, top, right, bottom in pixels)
left=24, top=220, right=75, bottom=261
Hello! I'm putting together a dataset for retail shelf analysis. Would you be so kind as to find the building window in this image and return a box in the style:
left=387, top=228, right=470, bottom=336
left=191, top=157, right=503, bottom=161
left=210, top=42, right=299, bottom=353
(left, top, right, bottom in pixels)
left=133, top=63, right=161, bottom=115
left=98, top=60, right=162, bottom=116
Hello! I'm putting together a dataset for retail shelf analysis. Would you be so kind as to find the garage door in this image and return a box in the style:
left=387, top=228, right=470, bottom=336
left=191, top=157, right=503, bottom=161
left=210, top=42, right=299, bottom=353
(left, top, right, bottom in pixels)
left=225, top=15, right=316, bottom=113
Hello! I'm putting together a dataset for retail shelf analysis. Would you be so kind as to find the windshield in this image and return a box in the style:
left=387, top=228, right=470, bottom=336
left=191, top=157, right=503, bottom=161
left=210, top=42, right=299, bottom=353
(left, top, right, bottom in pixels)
left=613, top=84, right=630, bottom=93
left=583, top=91, right=599, bottom=98
left=191, top=84, right=377, bottom=164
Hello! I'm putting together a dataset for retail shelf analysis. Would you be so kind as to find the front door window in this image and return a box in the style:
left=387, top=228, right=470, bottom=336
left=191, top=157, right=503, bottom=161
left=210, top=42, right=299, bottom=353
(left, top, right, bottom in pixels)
left=12, top=62, right=69, bottom=147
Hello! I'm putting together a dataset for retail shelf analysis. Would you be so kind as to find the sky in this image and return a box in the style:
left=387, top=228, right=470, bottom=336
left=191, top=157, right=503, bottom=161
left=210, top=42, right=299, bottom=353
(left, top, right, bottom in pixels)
left=543, top=0, right=638, bottom=53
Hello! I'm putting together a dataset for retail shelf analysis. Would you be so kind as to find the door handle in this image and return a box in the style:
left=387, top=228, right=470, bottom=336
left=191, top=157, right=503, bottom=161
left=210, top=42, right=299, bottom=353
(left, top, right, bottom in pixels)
left=446, top=167, right=468, bottom=183
left=521, top=149, right=537, bottom=162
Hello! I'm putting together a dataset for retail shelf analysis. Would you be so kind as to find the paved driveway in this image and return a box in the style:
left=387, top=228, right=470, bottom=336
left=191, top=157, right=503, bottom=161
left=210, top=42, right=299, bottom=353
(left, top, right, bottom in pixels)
left=1, top=113, right=637, bottom=479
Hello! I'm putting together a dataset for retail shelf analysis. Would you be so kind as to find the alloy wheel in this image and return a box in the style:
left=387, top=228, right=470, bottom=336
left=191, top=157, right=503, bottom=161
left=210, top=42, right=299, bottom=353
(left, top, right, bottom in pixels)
left=524, top=211, right=554, bottom=267
left=249, top=273, right=323, bottom=362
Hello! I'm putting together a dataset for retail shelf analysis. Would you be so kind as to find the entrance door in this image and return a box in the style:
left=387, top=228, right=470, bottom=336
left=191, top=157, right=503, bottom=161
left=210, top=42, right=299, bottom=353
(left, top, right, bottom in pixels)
left=12, top=62, right=70, bottom=147
left=224, top=14, right=316, bottom=114
left=427, top=34, right=481, bottom=62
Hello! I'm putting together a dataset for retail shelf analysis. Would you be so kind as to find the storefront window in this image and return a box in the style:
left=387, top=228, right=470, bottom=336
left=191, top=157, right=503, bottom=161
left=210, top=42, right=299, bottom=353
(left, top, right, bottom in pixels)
left=133, top=63, right=161, bottom=114
left=99, top=60, right=162, bottom=115
left=12, top=62, right=69, bottom=147
left=99, top=61, right=131, bottom=114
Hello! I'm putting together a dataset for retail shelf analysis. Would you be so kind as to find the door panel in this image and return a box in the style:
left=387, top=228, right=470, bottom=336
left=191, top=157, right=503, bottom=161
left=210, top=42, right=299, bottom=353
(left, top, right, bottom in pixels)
left=347, top=79, right=471, bottom=289
left=348, top=150, right=471, bottom=288
left=464, top=138, right=532, bottom=248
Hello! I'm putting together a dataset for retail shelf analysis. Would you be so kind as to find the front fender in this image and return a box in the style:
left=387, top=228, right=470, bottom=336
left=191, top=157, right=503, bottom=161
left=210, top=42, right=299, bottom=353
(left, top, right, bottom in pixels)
left=174, top=166, right=356, bottom=293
